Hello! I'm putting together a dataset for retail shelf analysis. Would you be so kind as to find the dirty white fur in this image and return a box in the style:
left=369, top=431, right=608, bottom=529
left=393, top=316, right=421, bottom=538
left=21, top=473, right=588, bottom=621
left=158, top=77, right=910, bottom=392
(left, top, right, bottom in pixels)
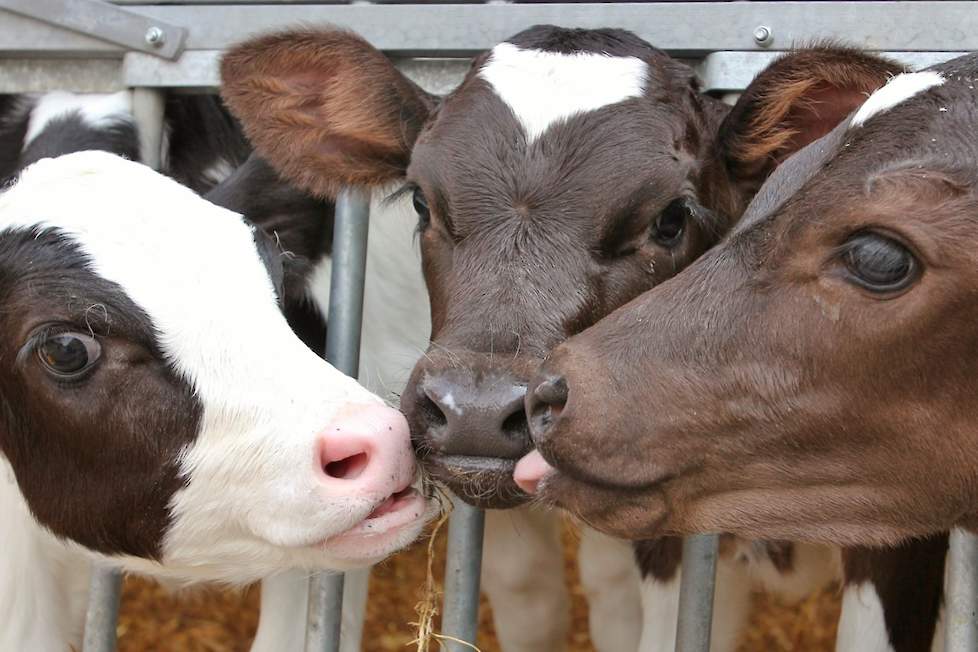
left=851, top=71, right=944, bottom=128
left=480, top=42, right=647, bottom=143
left=23, top=91, right=133, bottom=146
left=482, top=508, right=571, bottom=651
left=638, top=558, right=750, bottom=652
left=578, top=526, right=643, bottom=651
left=836, top=583, right=895, bottom=652
left=637, top=541, right=838, bottom=652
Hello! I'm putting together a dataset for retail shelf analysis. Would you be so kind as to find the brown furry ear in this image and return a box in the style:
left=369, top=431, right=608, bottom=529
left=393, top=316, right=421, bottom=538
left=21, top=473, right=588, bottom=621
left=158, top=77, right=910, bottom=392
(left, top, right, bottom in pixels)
left=220, top=28, right=435, bottom=199
left=719, top=47, right=906, bottom=185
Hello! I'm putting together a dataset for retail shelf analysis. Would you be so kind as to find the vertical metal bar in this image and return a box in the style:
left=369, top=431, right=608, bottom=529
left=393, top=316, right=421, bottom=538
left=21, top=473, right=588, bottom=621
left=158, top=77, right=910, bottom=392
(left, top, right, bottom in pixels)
left=306, top=187, right=370, bottom=652
left=675, top=534, right=719, bottom=652
left=82, top=87, right=167, bottom=652
left=944, top=529, right=978, bottom=652
left=131, top=88, right=165, bottom=170
left=82, top=565, right=122, bottom=652
left=441, top=497, right=485, bottom=651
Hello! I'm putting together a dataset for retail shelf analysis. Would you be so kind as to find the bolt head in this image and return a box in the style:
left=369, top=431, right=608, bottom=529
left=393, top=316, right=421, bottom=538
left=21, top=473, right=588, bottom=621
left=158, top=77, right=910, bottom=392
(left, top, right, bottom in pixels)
left=145, top=26, right=165, bottom=47
left=753, top=25, right=774, bottom=47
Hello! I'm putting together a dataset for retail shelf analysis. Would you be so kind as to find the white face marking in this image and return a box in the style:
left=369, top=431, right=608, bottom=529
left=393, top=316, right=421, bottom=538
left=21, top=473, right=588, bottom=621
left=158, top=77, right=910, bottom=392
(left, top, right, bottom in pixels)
left=478, top=42, right=648, bottom=143
left=0, top=152, right=429, bottom=582
left=23, top=91, right=133, bottom=147
left=850, top=71, right=945, bottom=128
left=836, top=583, right=895, bottom=652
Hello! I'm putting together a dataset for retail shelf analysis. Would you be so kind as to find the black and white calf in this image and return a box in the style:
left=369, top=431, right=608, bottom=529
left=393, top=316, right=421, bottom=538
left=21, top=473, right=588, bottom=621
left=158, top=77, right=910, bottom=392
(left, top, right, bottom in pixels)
left=0, top=150, right=434, bottom=650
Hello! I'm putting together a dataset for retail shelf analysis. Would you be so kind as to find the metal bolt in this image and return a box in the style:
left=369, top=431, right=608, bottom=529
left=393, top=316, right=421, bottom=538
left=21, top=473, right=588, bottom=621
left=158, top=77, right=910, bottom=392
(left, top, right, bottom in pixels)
left=753, top=25, right=774, bottom=47
left=145, top=26, right=165, bottom=48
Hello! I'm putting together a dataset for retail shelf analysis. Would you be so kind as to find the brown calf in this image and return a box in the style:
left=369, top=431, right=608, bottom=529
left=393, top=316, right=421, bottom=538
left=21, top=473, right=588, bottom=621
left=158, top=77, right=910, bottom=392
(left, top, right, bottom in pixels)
left=523, top=53, right=978, bottom=652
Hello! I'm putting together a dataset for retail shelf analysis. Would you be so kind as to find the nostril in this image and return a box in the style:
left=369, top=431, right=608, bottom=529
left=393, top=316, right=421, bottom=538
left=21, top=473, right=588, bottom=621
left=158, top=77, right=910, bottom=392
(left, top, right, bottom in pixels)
left=501, top=406, right=530, bottom=444
left=418, top=386, right=449, bottom=428
left=534, top=375, right=568, bottom=406
left=529, top=375, right=568, bottom=436
left=323, top=451, right=370, bottom=480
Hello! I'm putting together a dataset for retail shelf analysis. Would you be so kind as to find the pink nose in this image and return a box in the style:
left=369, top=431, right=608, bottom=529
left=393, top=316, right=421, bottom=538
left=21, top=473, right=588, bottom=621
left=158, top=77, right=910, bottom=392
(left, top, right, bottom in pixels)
left=317, top=404, right=415, bottom=496
left=513, top=449, right=554, bottom=494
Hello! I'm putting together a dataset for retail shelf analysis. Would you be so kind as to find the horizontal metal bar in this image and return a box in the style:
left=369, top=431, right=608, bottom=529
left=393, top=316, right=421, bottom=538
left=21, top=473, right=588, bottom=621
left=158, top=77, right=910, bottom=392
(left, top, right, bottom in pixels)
left=2, top=3, right=978, bottom=58
left=697, top=50, right=968, bottom=93
left=0, top=58, right=122, bottom=92
left=122, top=50, right=470, bottom=92
left=0, top=0, right=185, bottom=59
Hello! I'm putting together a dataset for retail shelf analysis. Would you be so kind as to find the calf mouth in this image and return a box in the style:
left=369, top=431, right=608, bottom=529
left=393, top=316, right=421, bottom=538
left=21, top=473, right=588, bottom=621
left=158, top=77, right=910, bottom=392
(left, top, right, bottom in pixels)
left=324, top=480, right=438, bottom=563
left=423, top=453, right=531, bottom=509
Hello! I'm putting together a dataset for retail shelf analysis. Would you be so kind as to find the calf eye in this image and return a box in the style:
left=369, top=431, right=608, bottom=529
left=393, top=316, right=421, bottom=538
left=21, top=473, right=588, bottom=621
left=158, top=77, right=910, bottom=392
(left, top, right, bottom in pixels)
left=842, top=232, right=918, bottom=293
left=650, top=199, right=689, bottom=247
left=412, top=187, right=431, bottom=230
left=37, top=332, right=101, bottom=379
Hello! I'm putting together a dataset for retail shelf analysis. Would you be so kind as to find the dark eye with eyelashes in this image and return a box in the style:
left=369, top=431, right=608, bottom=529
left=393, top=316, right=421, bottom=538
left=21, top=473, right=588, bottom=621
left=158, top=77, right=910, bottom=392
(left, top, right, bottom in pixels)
left=841, top=231, right=919, bottom=294
left=412, top=187, right=431, bottom=231
left=650, top=198, right=690, bottom=248
left=36, top=331, right=102, bottom=380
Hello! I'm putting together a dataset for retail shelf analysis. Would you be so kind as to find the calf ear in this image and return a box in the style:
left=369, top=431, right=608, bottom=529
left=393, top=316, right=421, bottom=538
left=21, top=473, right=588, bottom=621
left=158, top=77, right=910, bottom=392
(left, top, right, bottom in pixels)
left=220, top=29, right=436, bottom=198
left=717, top=47, right=905, bottom=194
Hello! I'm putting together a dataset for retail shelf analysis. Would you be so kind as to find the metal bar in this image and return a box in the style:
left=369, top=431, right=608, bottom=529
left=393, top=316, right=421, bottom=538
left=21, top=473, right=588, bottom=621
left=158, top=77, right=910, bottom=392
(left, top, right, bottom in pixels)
left=675, top=534, right=719, bottom=652
left=306, top=188, right=370, bottom=652
left=131, top=87, right=165, bottom=169
left=697, top=50, right=967, bottom=94
left=307, top=574, right=346, bottom=652
left=0, top=0, right=186, bottom=59
left=4, top=3, right=978, bottom=58
left=944, top=529, right=978, bottom=652
left=441, top=497, right=485, bottom=651
left=82, top=566, right=122, bottom=652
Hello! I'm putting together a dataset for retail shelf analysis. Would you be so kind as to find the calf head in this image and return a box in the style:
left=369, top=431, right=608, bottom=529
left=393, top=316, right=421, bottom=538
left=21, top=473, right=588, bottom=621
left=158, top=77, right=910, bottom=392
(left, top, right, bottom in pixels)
left=220, top=27, right=900, bottom=507
left=523, top=54, right=978, bottom=547
left=0, top=152, right=432, bottom=581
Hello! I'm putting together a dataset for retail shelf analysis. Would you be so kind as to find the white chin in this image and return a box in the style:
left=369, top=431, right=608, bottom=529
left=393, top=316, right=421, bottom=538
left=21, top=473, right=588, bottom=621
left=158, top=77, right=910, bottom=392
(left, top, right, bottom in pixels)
left=321, top=493, right=437, bottom=566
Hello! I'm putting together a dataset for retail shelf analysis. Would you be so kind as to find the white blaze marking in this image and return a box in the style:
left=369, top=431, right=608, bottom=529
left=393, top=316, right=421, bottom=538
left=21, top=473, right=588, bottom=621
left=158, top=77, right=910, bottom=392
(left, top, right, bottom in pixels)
left=836, top=582, right=895, bottom=652
left=478, top=42, right=647, bottom=143
left=850, top=71, right=945, bottom=128
left=24, top=91, right=133, bottom=146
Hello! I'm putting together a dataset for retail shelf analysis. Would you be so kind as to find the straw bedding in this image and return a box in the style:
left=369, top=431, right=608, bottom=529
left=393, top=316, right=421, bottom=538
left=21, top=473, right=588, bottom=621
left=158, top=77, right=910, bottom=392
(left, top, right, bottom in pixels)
left=117, top=522, right=841, bottom=651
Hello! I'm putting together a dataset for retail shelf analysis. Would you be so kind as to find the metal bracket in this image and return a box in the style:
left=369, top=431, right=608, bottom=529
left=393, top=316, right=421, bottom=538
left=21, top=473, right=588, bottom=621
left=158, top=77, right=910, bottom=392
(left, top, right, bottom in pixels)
left=0, top=0, right=185, bottom=60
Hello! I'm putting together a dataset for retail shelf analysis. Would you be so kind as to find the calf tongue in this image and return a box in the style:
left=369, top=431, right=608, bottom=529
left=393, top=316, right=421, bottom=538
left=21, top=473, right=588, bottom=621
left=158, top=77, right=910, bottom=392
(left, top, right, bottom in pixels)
left=514, top=450, right=554, bottom=494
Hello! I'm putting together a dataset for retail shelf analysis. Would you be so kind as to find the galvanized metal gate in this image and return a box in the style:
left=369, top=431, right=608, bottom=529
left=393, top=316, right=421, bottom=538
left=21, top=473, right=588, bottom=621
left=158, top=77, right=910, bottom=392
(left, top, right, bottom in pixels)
left=2, top=2, right=977, bottom=651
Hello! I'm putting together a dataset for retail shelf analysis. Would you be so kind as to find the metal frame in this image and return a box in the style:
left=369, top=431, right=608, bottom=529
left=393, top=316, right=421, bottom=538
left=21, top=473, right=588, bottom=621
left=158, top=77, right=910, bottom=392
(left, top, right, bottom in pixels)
left=1, top=2, right=976, bottom=651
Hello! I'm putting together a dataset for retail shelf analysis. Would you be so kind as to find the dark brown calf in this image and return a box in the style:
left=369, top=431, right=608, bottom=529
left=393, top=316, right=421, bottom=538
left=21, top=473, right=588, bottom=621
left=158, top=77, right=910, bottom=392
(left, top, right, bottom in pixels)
left=524, top=54, right=978, bottom=651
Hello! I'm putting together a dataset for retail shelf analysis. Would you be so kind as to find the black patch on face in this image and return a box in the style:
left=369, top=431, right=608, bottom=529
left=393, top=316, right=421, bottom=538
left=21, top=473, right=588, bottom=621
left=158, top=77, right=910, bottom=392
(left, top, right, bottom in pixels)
left=20, top=114, right=140, bottom=171
left=0, top=227, right=202, bottom=559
